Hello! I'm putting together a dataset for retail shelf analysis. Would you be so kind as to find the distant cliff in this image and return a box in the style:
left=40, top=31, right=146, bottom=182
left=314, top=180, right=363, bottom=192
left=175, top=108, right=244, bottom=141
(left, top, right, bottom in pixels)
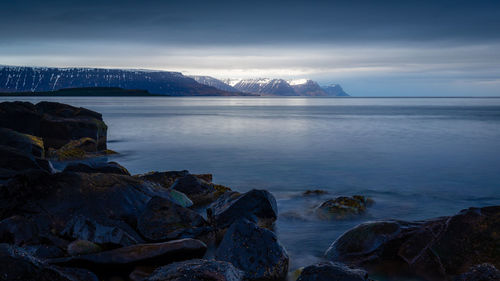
left=0, top=66, right=246, bottom=96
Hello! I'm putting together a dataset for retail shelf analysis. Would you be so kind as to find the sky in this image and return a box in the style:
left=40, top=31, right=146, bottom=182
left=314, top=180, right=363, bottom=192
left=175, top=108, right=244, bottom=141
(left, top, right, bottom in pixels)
left=1, top=0, right=500, bottom=96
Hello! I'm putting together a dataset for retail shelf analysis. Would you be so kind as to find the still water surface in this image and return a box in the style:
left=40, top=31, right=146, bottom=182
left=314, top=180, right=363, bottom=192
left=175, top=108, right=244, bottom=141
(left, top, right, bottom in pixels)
left=3, top=96, right=500, bottom=277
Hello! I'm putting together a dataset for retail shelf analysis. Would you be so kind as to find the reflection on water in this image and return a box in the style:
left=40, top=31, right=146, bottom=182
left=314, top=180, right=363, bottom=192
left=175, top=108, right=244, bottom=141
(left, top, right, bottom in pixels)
left=3, top=96, right=500, bottom=278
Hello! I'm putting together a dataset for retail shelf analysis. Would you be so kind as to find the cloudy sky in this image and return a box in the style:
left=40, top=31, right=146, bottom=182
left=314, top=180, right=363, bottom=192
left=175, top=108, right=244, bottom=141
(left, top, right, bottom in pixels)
left=1, top=0, right=499, bottom=96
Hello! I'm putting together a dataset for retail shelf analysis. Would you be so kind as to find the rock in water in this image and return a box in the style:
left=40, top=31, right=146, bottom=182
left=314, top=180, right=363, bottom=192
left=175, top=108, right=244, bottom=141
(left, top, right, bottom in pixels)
left=455, top=264, right=500, bottom=281
left=215, top=219, right=289, bottom=281
left=63, top=161, right=130, bottom=175
left=146, top=259, right=245, bottom=281
left=0, top=243, right=98, bottom=281
left=315, top=195, right=373, bottom=220
left=209, top=189, right=278, bottom=229
left=325, top=206, right=500, bottom=280
left=297, top=262, right=372, bottom=281
left=171, top=174, right=215, bottom=205
left=138, top=196, right=209, bottom=241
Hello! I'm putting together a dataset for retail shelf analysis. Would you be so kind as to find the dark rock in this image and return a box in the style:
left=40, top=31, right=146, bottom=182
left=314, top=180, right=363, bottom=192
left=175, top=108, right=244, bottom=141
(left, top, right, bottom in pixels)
left=0, top=215, right=39, bottom=245
left=194, top=173, right=213, bottom=183
left=455, top=264, right=500, bottom=281
left=209, top=189, right=277, bottom=229
left=146, top=259, right=244, bottom=281
left=297, top=262, right=372, bottom=281
left=315, top=195, right=373, bottom=220
left=0, top=101, right=107, bottom=151
left=171, top=174, right=216, bottom=205
left=325, top=206, right=500, bottom=281
left=50, top=239, right=207, bottom=269
left=0, top=145, right=50, bottom=179
left=215, top=219, right=288, bottom=281
left=0, top=128, right=44, bottom=158
left=0, top=243, right=98, bottom=281
left=67, top=240, right=102, bottom=256
left=136, top=170, right=190, bottom=189
left=137, top=196, right=209, bottom=241
left=63, top=161, right=130, bottom=176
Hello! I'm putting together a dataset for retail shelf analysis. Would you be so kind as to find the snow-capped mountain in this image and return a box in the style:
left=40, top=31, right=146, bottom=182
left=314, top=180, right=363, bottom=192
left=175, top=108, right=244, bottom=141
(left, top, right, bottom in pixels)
left=288, top=79, right=328, bottom=96
left=189, top=75, right=238, bottom=92
left=322, top=84, right=349, bottom=96
left=0, top=66, right=242, bottom=96
left=229, top=78, right=298, bottom=96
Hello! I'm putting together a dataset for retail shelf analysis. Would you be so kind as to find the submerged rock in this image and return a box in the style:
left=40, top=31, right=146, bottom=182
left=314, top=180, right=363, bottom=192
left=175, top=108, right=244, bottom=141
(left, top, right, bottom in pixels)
left=302, top=189, right=328, bottom=196
left=215, top=219, right=289, bottom=281
left=297, top=262, right=372, bottom=281
left=209, top=189, right=278, bottom=229
left=315, top=195, right=373, bottom=220
left=325, top=206, right=500, bottom=280
left=146, top=259, right=245, bottom=281
left=137, top=196, right=209, bottom=241
left=63, top=161, right=130, bottom=175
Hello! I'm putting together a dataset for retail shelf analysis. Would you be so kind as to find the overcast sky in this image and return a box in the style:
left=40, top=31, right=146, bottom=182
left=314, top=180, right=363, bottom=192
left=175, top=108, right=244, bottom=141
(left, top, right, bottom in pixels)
left=1, top=0, right=499, bottom=96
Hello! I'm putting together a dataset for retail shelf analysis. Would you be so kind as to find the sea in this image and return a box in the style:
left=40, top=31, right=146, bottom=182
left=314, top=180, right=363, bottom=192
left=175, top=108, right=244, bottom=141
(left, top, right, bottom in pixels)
left=3, top=96, right=500, bottom=279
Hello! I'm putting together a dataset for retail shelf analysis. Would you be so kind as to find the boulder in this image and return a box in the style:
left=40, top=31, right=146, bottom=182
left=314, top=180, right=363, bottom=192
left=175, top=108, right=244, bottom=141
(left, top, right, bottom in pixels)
left=136, top=170, right=190, bottom=189
left=455, top=264, right=500, bottom=281
left=171, top=174, right=216, bottom=205
left=297, top=262, right=372, bottom=281
left=325, top=206, right=500, bottom=280
left=0, top=128, right=44, bottom=158
left=0, top=101, right=107, bottom=151
left=0, top=144, right=51, bottom=179
left=146, top=259, right=245, bottom=281
left=137, top=196, right=209, bottom=241
left=209, top=189, right=277, bottom=229
left=67, top=240, right=102, bottom=256
left=215, top=219, right=289, bottom=281
left=50, top=239, right=207, bottom=269
left=63, top=161, right=130, bottom=176
left=0, top=243, right=98, bottom=281
left=315, top=195, right=373, bottom=220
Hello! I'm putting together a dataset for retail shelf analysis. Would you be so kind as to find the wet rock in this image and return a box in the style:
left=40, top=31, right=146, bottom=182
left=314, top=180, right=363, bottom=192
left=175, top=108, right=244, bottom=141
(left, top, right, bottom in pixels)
left=171, top=174, right=216, bottom=205
left=137, top=196, right=209, bottom=241
left=0, top=243, right=98, bottom=281
left=315, top=195, right=373, bottom=220
left=50, top=137, right=98, bottom=160
left=50, top=239, right=207, bottom=269
left=0, top=101, right=107, bottom=151
left=136, top=170, right=190, bottom=189
left=0, top=128, right=44, bottom=158
left=325, top=206, right=500, bottom=280
left=67, top=240, right=102, bottom=256
left=302, top=189, right=328, bottom=196
left=0, top=145, right=50, bottom=179
left=215, top=219, right=289, bottom=281
left=209, top=189, right=277, bottom=229
left=63, top=161, right=130, bottom=176
left=297, top=262, right=372, bottom=281
left=455, top=264, right=500, bottom=281
left=146, top=259, right=245, bottom=281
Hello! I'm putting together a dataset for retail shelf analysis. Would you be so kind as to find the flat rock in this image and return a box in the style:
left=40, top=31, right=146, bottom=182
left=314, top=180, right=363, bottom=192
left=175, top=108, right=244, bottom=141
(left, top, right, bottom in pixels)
left=215, top=219, right=288, bottom=281
left=146, top=259, right=244, bottom=281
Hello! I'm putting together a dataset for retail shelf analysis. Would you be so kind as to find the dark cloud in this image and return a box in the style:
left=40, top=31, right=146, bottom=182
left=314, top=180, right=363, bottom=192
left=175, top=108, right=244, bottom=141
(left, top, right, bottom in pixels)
left=1, top=0, right=500, bottom=44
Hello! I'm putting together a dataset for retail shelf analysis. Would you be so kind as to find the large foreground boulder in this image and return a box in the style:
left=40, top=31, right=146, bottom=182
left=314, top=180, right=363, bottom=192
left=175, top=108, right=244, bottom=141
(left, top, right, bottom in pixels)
left=215, top=219, right=289, bottom=281
left=0, top=128, right=44, bottom=158
left=297, top=262, right=372, bottom=281
left=0, top=101, right=107, bottom=151
left=146, top=259, right=244, bottom=281
left=325, top=206, right=500, bottom=281
left=0, top=243, right=98, bottom=281
left=209, top=189, right=278, bottom=229
left=0, top=145, right=51, bottom=180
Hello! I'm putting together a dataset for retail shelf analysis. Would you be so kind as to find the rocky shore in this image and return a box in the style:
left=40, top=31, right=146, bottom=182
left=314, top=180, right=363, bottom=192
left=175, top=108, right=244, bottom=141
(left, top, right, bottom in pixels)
left=0, top=101, right=498, bottom=281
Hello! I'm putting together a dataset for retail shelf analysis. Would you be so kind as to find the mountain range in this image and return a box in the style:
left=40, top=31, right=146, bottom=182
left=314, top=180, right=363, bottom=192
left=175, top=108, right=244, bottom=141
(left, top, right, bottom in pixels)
left=0, top=66, right=348, bottom=96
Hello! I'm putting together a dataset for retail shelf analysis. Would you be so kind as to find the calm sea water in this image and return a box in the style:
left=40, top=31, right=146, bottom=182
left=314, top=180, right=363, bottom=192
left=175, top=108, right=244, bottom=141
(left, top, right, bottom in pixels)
left=3, top=96, right=500, bottom=277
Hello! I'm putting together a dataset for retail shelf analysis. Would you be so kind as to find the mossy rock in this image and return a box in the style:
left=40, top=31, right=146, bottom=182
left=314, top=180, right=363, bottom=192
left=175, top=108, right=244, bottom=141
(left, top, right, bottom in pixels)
left=315, top=195, right=373, bottom=220
left=303, top=189, right=329, bottom=196
left=213, top=184, right=232, bottom=198
left=67, top=240, right=102, bottom=256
